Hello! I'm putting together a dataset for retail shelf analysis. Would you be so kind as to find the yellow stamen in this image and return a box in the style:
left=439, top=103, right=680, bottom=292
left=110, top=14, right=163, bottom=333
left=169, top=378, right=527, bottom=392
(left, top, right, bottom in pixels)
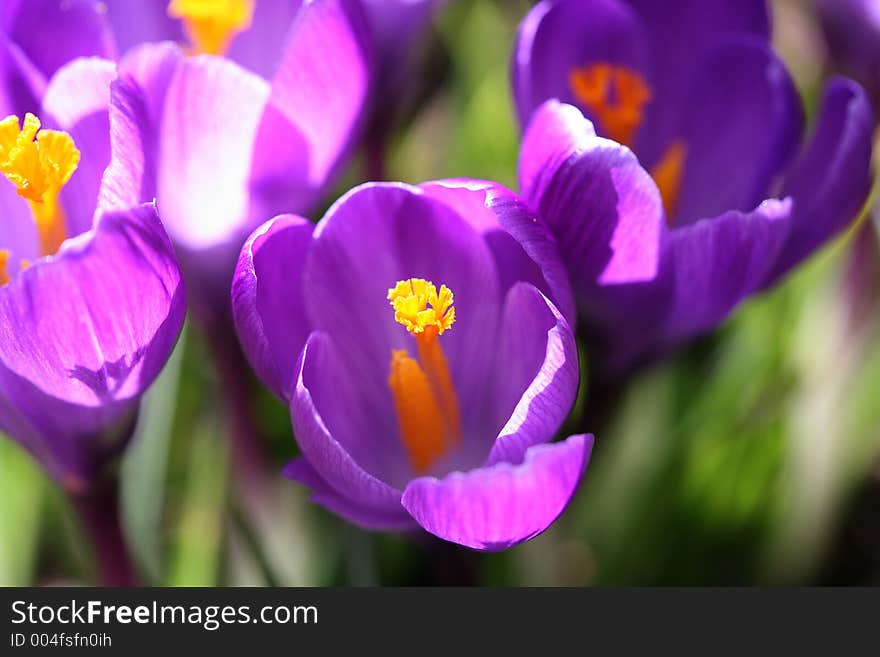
left=0, top=250, right=9, bottom=286
left=167, top=0, right=255, bottom=56
left=387, top=278, right=461, bottom=472
left=569, top=62, right=652, bottom=148
left=650, top=139, right=688, bottom=221
left=0, top=113, right=79, bottom=256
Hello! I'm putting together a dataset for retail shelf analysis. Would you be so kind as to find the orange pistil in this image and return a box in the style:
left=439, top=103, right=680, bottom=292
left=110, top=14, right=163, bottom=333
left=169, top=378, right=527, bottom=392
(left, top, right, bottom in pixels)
left=167, top=0, right=255, bottom=56
left=569, top=62, right=652, bottom=148
left=387, top=278, right=461, bottom=473
left=650, top=139, right=688, bottom=220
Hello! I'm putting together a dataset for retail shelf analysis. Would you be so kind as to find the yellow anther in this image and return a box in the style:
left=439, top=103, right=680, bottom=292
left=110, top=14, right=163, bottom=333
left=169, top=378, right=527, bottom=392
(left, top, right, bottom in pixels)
left=388, top=278, right=455, bottom=336
left=651, top=139, right=688, bottom=222
left=387, top=278, right=461, bottom=473
left=167, top=0, right=255, bottom=56
left=0, top=113, right=79, bottom=256
left=569, top=62, right=652, bottom=148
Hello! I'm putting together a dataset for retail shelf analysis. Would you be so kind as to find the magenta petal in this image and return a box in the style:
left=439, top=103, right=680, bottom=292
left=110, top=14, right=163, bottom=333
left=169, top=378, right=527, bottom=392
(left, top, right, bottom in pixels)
left=0, top=36, right=44, bottom=116
left=420, top=179, right=576, bottom=326
left=43, top=57, right=116, bottom=238
left=291, top=331, right=408, bottom=503
left=486, top=283, right=579, bottom=467
left=258, top=0, right=371, bottom=190
left=158, top=55, right=269, bottom=252
left=402, top=434, right=593, bottom=551
left=284, top=458, right=414, bottom=531
left=0, top=203, right=185, bottom=486
left=2, top=0, right=116, bottom=80
left=233, top=215, right=314, bottom=401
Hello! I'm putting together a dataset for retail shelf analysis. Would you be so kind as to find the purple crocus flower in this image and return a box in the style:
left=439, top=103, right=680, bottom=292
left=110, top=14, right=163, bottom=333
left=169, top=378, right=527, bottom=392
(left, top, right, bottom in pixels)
left=813, top=0, right=880, bottom=109
left=1, top=0, right=115, bottom=116
left=0, top=70, right=186, bottom=492
left=232, top=180, right=592, bottom=550
left=512, top=0, right=875, bottom=371
left=57, top=0, right=373, bottom=315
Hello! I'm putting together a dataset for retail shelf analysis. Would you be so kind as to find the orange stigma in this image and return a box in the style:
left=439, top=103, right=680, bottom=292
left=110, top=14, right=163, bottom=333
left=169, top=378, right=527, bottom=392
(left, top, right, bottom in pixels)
left=651, top=139, right=688, bottom=220
left=0, top=250, right=9, bottom=286
left=387, top=278, right=461, bottom=473
left=167, top=0, right=255, bottom=55
left=569, top=62, right=651, bottom=148
left=0, top=113, right=79, bottom=258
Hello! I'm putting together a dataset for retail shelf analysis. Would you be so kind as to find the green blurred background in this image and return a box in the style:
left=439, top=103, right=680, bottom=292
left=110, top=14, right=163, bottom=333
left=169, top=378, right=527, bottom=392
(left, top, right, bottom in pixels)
left=1, top=0, right=879, bottom=586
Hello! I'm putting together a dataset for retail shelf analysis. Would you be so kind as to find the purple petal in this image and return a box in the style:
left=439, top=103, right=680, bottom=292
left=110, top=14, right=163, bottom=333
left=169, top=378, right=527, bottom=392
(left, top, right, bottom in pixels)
left=486, top=283, right=579, bottom=467
left=2, top=0, right=116, bottom=80
left=626, top=0, right=770, bottom=164
left=252, top=0, right=372, bottom=211
left=0, top=203, right=185, bottom=486
left=769, top=78, right=876, bottom=281
left=103, top=0, right=182, bottom=56
left=98, top=43, right=184, bottom=213
left=42, top=57, right=116, bottom=238
left=519, top=101, right=665, bottom=323
left=158, top=55, right=269, bottom=252
left=402, top=434, right=593, bottom=551
left=672, top=38, right=803, bottom=226
left=0, top=36, right=44, bottom=116
left=420, top=178, right=576, bottom=325
left=232, top=214, right=314, bottom=401
left=0, top=178, right=38, bottom=268
left=284, top=458, right=414, bottom=530
left=291, top=331, right=408, bottom=503
left=512, top=0, right=648, bottom=127
left=227, top=0, right=303, bottom=79
left=662, top=199, right=793, bottom=342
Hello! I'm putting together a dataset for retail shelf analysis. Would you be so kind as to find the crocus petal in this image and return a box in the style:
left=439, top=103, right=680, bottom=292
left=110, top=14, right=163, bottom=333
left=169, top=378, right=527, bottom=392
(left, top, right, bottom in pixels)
left=662, top=199, right=793, bottom=342
left=228, top=0, right=304, bottom=79
left=284, top=458, right=415, bottom=530
left=291, top=331, right=409, bottom=503
left=520, top=100, right=665, bottom=324
left=303, top=183, right=500, bottom=443
left=672, top=38, right=802, bottom=226
left=0, top=181, right=38, bottom=267
left=769, top=78, right=876, bottom=281
left=0, top=35, right=44, bottom=116
left=252, top=0, right=372, bottom=209
left=103, top=0, right=182, bottom=56
left=402, top=434, right=593, bottom=551
left=42, top=57, right=116, bottom=238
left=98, top=43, right=184, bottom=213
left=420, top=178, right=576, bottom=325
left=1, top=0, right=116, bottom=80
left=158, top=55, right=269, bottom=252
left=232, top=214, right=314, bottom=401
left=0, top=203, right=185, bottom=486
left=512, top=0, right=648, bottom=127
left=486, top=283, right=579, bottom=466
left=626, top=0, right=770, bottom=164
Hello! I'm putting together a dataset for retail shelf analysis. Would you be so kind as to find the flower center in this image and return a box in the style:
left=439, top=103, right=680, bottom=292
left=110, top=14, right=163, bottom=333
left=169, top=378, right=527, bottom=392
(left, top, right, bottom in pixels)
left=167, top=0, right=255, bottom=56
left=387, top=278, right=461, bottom=473
left=0, top=113, right=80, bottom=281
left=569, top=62, right=687, bottom=218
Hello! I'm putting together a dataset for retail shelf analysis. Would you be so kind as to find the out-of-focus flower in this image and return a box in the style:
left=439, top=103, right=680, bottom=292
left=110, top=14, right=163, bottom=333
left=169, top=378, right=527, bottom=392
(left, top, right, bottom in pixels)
left=232, top=180, right=591, bottom=550
left=813, top=0, right=880, bottom=110
left=512, top=0, right=875, bottom=371
left=92, top=0, right=373, bottom=314
left=0, top=96, right=185, bottom=490
left=0, top=0, right=115, bottom=116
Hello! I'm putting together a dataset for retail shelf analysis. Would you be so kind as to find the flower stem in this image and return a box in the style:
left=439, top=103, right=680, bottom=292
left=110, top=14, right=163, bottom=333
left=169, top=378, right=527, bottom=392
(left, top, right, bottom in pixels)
left=69, top=477, right=137, bottom=586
